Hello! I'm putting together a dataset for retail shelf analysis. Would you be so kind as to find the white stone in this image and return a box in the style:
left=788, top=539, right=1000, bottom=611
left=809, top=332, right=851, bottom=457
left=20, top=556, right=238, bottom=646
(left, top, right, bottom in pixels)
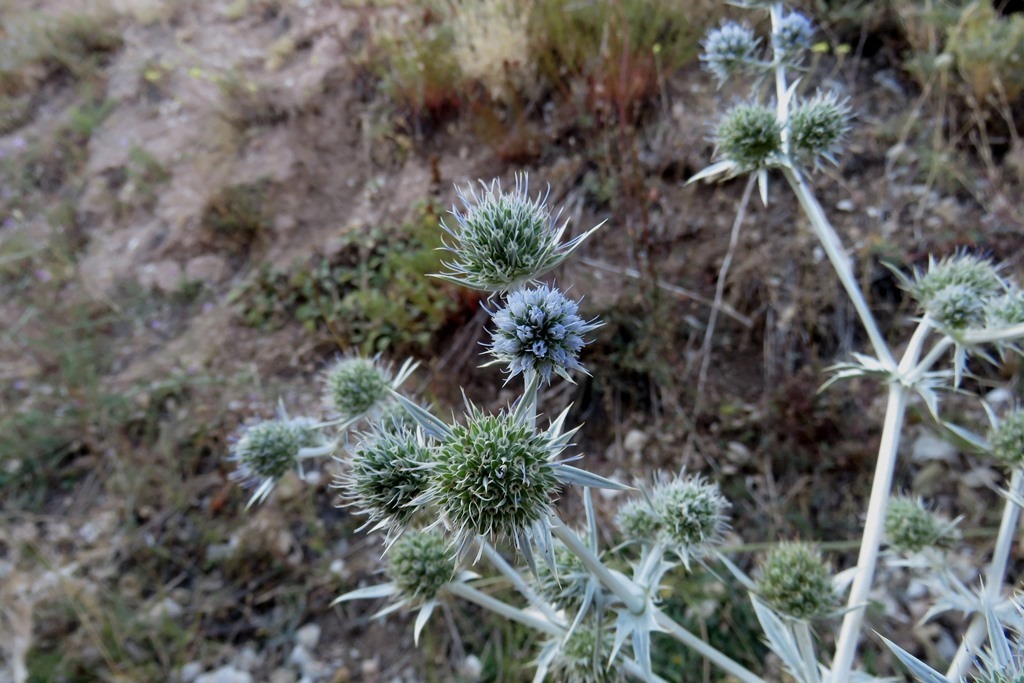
left=295, top=623, right=321, bottom=650
left=623, top=429, right=648, bottom=454
left=179, top=661, right=203, bottom=683
left=148, top=597, right=184, bottom=621
left=911, top=431, right=958, bottom=463
left=459, top=655, right=483, bottom=682
left=233, top=647, right=261, bottom=671
left=195, top=666, right=253, bottom=683
left=836, top=199, right=855, bottom=212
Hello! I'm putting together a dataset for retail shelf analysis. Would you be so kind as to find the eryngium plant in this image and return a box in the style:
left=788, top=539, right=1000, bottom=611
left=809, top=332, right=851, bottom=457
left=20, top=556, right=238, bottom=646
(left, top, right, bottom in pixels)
left=434, top=173, right=602, bottom=292
left=756, top=543, right=836, bottom=621
left=884, top=496, right=961, bottom=553
left=422, top=403, right=564, bottom=556
left=228, top=415, right=323, bottom=507
left=701, top=21, right=760, bottom=84
left=485, top=284, right=600, bottom=384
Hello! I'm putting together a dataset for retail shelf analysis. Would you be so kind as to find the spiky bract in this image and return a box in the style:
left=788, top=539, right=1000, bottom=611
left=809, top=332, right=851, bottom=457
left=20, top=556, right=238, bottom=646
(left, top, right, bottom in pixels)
left=535, top=537, right=592, bottom=611
left=341, top=427, right=434, bottom=535
left=387, top=529, right=455, bottom=603
left=430, top=407, right=560, bottom=548
left=884, top=496, right=960, bottom=553
left=437, top=174, right=596, bottom=292
left=772, top=11, right=814, bottom=64
left=788, top=92, right=850, bottom=167
left=701, top=21, right=760, bottom=84
left=716, top=103, right=783, bottom=171
left=323, top=356, right=390, bottom=418
left=486, top=284, right=600, bottom=384
left=989, top=411, right=1024, bottom=469
left=757, top=543, right=836, bottom=620
left=929, top=283, right=987, bottom=330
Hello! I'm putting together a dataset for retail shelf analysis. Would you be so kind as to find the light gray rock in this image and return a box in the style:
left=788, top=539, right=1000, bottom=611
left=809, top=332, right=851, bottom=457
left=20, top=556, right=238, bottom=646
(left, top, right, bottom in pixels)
left=295, top=623, right=321, bottom=651
left=195, top=665, right=253, bottom=683
left=911, top=431, right=958, bottom=464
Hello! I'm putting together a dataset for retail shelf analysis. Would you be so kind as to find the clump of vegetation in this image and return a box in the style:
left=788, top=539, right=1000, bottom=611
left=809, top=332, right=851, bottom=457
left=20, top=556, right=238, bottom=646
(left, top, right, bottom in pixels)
left=201, top=182, right=274, bottom=257
left=231, top=203, right=461, bottom=354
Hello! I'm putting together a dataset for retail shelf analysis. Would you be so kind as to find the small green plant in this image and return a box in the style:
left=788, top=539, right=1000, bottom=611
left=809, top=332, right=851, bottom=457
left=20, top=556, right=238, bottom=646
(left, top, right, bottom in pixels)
left=201, top=182, right=273, bottom=256
left=231, top=203, right=461, bottom=353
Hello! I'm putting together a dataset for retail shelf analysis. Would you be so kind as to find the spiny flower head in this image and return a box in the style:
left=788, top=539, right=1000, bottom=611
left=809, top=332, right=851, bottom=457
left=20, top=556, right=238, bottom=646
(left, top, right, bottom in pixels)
left=387, top=528, right=456, bottom=603
left=757, top=543, right=836, bottom=620
left=323, top=356, right=388, bottom=418
left=884, top=496, right=960, bottom=553
left=338, top=426, right=434, bottom=538
left=229, top=416, right=322, bottom=507
left=650, top=473, right=731, bottom=564
left=427, top=405, right=562, bottom=551
left=701, top=21, right=760, bottom=84
left=927, top=283, right=987, bottom=330
left=615, top=497, right=661, bottom=543
left=537, top=621, right=626, bottom=683
left=910, top=252, right=1004, bottom=310
left=788, top=91, right=851, bottom=167
left=485, top=284, right=600, bottom=384
left=772, top=11, right=814, bottom=64
left=989, top=411, right=1024, bottom=469
left=436, top=174, right=601, bottom=292
left=715, top=103, right=783, bottom=171
left=986, top=289, right=1024, bottom=329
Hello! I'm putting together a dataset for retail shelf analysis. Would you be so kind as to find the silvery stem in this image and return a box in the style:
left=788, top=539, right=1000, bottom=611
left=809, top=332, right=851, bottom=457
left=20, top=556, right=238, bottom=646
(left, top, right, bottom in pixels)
left=945, top=468, right=1024, bottom=680
left=298, top=442, right=336, bottom=459
left=478, top=540, right=564, bottom=626
left=781, top=166, right=896, bottom=371
left=830, top=382, right=909, bottom=681
left=443, top=582, right=562, bottom=638
left=549, top=518, right=644, bottom=615
left=654, top=610, right=768, bottom=683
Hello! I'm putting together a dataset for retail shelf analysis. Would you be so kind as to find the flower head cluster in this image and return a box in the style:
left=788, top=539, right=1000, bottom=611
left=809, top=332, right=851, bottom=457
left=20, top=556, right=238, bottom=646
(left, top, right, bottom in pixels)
left=229, top=416, right=322, bottom=507
left=757, top=543, right=836, bottom=620
left=322, top=355, right=417, bottom=425
left=436, top=174, right=601, bottom=292
left=788, top=91, right=851, bottom=167
left=387, top=528, right=456, bottom=604
left=989, top=411, right=1024, bottom=469
left=908, top=253, right=1005, bottom=331
left=772, top=11, right=814, bottom=65
left=485, top=284, right=600, bottom=384
left=339, top=426, right=434, bottom=539
left=884, top=496, right=960, bottom=553
left=536, top=621, right=625, bottom=683
left=701, top=21, right=760, bottom=84
left=426, top=405, right=563, bottom=553
left=616, top=473, right=730, bottom=565
left=715, top=103, right=783, bottom=172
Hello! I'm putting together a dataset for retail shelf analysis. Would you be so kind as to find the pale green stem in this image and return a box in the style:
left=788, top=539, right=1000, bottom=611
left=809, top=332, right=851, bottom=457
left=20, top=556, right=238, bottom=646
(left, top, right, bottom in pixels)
left=905, top=335, right=953, bottom=386
left=298, top=442, right=336, bottom=459
left=898, top=315, right=934, bottom=375
left=945, top=468, right=1024, bottom=681
left=549, top=517, right=644, bottom=614
left=443, top=582, right=562, bottom=637
left=781, top=166, right=896, bottom=370
left=831, top=382, right=909, bottom=681
left=478, top=540, right=564, bottom=626
left=793, top=620, right=819, bottom=683
left=654, top=610, right=767, bottom=683
left=769, top=3, right=790, bottom=133
left=963, top=322, right=1024, bottom=345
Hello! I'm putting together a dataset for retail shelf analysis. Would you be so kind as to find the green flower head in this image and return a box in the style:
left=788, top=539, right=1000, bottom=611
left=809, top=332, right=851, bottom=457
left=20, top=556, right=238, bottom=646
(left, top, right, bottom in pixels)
left=388, top=528, right=456, bottom=603
left=436, top=173, right=602, bottom=292
left=427, top=405, right=562, bottom=552
left=229, top=415, right=322, bottom=507
left=884, top=496, right=960, bottom=553
left=990, top=411, right=1024, bottom=469
left=757, top=543, right=836, bottom=620
left=716, top=103, right=783, bottom=171
left=338, top=426, right=434, bottom=539
left=789, top=91, right=851, bottom=167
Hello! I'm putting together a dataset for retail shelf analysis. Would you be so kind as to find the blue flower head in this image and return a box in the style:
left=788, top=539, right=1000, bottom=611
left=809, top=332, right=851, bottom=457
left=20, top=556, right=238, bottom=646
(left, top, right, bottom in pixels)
left=701, top=21, right=760, bottom=84
left=485, top=284, right=600, bottom=384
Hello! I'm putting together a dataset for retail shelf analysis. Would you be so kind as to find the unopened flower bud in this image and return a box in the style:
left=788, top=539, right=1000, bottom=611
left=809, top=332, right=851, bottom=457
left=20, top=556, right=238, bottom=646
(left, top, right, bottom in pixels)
left=885, top=496, right=960, bottom=553
left=989, top=411, right=1024, bottom=469
left=788, top=92, right=851, bottom=166
left=716, top=103, right=783, bottom=171
left=757, top=543, right=836, bottom=620
left=388, top=529, right=455, bottom=603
